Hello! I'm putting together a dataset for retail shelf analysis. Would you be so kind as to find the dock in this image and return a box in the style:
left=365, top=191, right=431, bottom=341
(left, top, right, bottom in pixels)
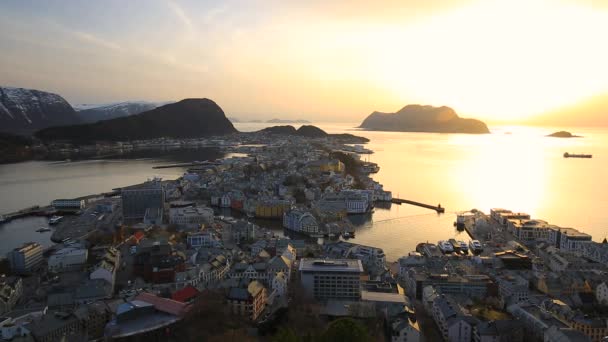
left=0, top=206, right=49, bottom=224
left=391, top=198, right=445, bottom=213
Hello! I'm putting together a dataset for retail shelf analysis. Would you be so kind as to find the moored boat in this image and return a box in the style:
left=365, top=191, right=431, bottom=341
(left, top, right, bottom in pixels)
left=563, top=152, right=592, bottom=158
left=36, top=227, right=52, bottom=232
left=49, top=216, right=63, bottom=225
left=438, top=240, right=454, bottom=254
left=458, top=241, right=469, bottom=254
left=469, top=240, right=483, bottom=254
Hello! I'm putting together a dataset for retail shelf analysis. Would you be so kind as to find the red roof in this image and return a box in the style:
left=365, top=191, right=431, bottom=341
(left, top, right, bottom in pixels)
left=133, top=231, right=145, bottom=242
left=135, top=292, right=189, bottom=316
left=171, top=285, right=199, bottom=303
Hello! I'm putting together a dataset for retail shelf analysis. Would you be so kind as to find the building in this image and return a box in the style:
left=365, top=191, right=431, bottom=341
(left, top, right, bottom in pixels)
left=391, top=317, right=422, bottom=342
left=51, top=198, right=85, bottom=211
left=187, top=231, right=221, bottom=249
left=496, top=274, right=529, bottom=304
left=548, top=228, right=592, bottom=253
left=432, top=295, right=459, bottom=341
left=48, top=246, right=88, bottom=273
left=507, top=219, right=553, bottom=241
left=7, top=242, right=43, bottom=274
left=121, top=179, right=165, bottom=222
left=283, top=210, right=319, bottom=234
left=318, top=190, right=371, bottom=214
left=90, top=247, right=120, bottom=293
left=447, top=316, right=478, bottom=342
left=227, top=280, right=267, bottom=321
left=169, top=206, right=213, bottom=229
left=474, top=320, right=525, bottom=342
left=0, top=275, right=22, bottom=315
left=255, top=199, right=291, bottom=219
left=299, top=259, right=364, bottom=300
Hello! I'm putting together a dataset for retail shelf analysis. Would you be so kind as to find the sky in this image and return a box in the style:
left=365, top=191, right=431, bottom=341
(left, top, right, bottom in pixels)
left=1, top=0, right=607, bottom=124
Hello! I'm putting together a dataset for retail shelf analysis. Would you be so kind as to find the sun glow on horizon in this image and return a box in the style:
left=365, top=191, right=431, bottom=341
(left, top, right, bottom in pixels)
left=367, top=0, right=608, bottom=122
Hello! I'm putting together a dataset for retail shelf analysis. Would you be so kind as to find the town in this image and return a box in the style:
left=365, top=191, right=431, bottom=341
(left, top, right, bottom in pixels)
left=0, top=131, right=607, bottom=341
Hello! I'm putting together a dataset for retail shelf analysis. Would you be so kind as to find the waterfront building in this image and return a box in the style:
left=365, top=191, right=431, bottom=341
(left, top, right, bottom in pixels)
left=298, top=258, right=364, bottom=300
left=51, top=198, right=85, bottom=211
left=7, top=242, right=43, bottom=274
left=283, top=209, right=319, bottom=234
left=506, top=219, right=553, bottom=241
left=0, top=275, right=22, bottom=315
left=255, top=199, right=291, bottom=218
left=226, top=280, right=267, bottom=321
left=548, top=227, right=593, bottom=253
left=121, top=179, right=165, bottom=222
left=318, top=190, right=371, bottom=214
left=48, top=246, right=88, bottom=273
left=169, top=206, right=213, bottom=229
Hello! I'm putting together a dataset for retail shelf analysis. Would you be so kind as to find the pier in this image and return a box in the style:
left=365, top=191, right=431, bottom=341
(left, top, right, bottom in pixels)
left=390, top=198, right=445, bottom=213
left=152, top=161, right=220, bottom=169
left=0, top=206, right=48, bottom=223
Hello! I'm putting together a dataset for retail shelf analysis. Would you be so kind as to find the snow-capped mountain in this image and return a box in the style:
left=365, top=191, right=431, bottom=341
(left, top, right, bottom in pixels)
left=75, top=101, right=173, bottom=123
left=0, top=86, right=81, bottom=134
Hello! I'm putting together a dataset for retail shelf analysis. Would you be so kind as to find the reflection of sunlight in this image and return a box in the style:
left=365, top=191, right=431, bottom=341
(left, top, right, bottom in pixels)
left=449, top=131, right=546, bottom=215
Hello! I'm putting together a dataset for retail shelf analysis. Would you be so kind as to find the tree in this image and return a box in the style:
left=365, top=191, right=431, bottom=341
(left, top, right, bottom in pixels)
left=272, top=327, right=301, bottom=342
left=319, top=318, right=371, bottom=342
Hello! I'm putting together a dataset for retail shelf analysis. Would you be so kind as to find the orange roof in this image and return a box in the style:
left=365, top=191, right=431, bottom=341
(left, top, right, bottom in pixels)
left=133, top=231, right=145, bottom=241
left=171, top=285, right=199, bottom=303
left=135, top=292, right=189, bottom=316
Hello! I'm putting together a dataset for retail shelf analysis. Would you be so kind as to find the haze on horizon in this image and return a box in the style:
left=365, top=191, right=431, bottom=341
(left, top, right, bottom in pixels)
left=1, top=0, right=607, bottom=126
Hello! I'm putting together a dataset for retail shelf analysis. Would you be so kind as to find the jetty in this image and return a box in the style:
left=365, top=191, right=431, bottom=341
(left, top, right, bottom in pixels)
left=391, top=198, right=445, bottom=213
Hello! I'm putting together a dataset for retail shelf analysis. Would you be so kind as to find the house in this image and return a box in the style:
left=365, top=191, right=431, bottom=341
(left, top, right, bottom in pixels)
left=391, top=317, right=422, bottom=342
left=226, top=280, right=267, bottom=321
left=283, top=210, right=319, bottom=234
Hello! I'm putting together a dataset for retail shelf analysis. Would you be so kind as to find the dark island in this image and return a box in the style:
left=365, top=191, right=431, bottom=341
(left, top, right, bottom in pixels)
left=359, top=104, right=489, bottom=134
left=259, top=125, right=369, bottom=143
left=547, top=131, right=581, bottom=138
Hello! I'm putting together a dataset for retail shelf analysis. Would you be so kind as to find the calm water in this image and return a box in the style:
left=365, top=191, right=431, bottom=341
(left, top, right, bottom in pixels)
left=1, top=123, right=607, bottom=260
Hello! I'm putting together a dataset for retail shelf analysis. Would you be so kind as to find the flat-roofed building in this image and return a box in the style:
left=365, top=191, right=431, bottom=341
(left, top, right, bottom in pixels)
left=507, top=219, right=553, bottom=241
left=51, top=198, right=85, bottom=211
left=548, top=227, right=592, bottom=253
left=169, top=206, right=213, bottom=229
left=299, top=258, right=364, bottom=300
left=48, top=246, right=88, bottom=273
left=7, top=242, right=43, bottom=274
left=121, top=179, right=165, bottom=222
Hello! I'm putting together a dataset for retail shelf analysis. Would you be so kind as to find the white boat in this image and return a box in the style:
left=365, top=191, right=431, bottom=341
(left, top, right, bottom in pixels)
left=0, top=215, right=6, bottom=223
left=469, top=240, right=483, bottom=253
left=49, top=216, right=63, bottom=225
left=438, top=240, right=454, bottom=253
left=343, top=232, right=353, bottom=239
left=458, top=241, right=469, bottom=254
left=36, top=227, right=51, bottom=232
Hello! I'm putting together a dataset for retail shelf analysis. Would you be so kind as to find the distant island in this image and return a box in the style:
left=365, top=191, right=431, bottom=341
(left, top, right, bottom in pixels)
left=36, top=99, right=237, bottom=143
left=260, top=125, right=369, bottom=143
left=359, top=105, right=489, bottom=134
left=547, top=131, right=581, bottom=138
left=267, top=118, right=310, bottom=124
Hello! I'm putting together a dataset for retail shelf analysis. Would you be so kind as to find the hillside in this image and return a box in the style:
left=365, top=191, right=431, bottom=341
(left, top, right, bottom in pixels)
left=76, top=101, right=171, bottom=123
left=36, top=98, right=237, bottom=143
left=0, top=86, right=81, bottom=134
left=359, top=105, right=489, bottom=134
left=259, top=125, right=369, bottom=143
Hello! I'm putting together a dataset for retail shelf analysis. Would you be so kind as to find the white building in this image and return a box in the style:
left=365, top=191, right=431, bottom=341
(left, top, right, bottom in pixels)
left=48, top=247, right=88, bottom=273
left=432, top=295, right=459, bottom=341
left=318, top=190, right=371, bottom=214
left=271, top=272, right=288, bottom=298
left=548, top=227, right=592, bottom=253
left=169, top=206, right=214, bottom=229
left=283, top=210, right=319, bottom=234
left=187, top=231, right=222, bottom=249
left=496, top=274, right=529, bottom=304
left=447, top=317, right=477, bottom=342
left=51, top=199, right=85, bottom=210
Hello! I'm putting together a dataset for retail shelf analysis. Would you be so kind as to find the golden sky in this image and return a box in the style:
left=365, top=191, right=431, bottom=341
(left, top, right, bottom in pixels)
left=1, top=0, right=607, bottom=124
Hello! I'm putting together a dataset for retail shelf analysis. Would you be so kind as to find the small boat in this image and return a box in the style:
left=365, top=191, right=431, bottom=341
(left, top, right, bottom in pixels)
left=469, top=240, right=483, bottom=254
left=343, top=232, right=353, bottom=239
left=438, top=240, right=454, bottom=254
left=458, top=241, right=469, bottom=254
left=563, top=152, right=592, bottom=159
left=36, top=227, right=51, bottom=232
left=49, top=216, right=63, bottom=225
left=448, top=239, right=461, bottom=252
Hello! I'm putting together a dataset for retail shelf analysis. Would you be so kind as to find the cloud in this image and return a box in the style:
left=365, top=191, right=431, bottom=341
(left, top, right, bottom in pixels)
left=167, top=0, right=193, bottom=31
left=72, top=31, right=121, bottom=51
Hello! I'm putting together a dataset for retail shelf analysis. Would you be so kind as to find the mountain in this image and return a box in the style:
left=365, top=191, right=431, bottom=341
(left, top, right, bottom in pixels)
left=36, top=98, right=237, bottom=143
left=0, top=86, right=81, bottom=134
left=267, top=118, right=310, bottom=124
left=259, top=125, right=369, bottom=143
left=359, top=105, right=489, bottom=134
left=76, top=101, right=172, bottom=123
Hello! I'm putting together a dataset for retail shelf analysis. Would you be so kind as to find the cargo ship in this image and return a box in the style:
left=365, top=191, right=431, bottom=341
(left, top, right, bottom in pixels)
left=564, top=152, right=592, bottom=159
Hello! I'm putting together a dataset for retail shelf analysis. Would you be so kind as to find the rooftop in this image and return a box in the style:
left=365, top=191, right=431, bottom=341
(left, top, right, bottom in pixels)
left=299, top=258, right=364, bottom=273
